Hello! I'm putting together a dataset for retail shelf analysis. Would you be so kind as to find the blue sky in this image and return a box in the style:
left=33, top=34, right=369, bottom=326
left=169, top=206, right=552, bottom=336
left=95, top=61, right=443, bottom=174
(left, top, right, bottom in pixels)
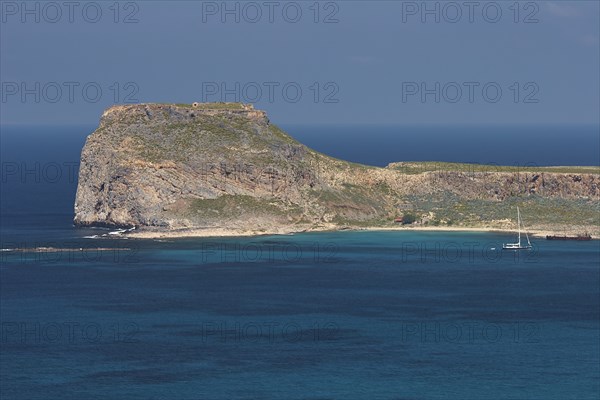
left=1, top=0, right=599, bottom=125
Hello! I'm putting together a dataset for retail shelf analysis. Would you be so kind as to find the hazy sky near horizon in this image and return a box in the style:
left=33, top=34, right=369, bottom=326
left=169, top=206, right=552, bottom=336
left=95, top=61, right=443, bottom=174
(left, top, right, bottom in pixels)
left=1, top=0, right=599, bottom=125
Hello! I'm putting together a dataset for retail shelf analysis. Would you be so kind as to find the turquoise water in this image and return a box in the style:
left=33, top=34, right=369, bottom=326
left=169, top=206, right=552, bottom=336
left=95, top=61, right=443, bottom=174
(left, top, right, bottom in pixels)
left=1, top=126, right=599, bottom=399
left=1, top=231, right=599, bottom=399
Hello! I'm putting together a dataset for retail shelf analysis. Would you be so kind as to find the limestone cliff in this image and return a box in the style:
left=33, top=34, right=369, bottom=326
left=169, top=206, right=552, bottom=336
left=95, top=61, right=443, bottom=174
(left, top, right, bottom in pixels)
left=74, top=103, right=600, bottom=235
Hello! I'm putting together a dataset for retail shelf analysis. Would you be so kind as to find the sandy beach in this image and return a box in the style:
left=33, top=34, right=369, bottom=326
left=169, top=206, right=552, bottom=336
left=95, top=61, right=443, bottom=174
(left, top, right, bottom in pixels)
left=124, top=224, right=597, bottom=240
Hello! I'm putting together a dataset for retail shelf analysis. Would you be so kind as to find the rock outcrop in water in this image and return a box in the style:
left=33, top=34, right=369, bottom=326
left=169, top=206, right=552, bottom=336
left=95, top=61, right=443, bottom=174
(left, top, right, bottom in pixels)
left=74, top=103, right=600, bottom=236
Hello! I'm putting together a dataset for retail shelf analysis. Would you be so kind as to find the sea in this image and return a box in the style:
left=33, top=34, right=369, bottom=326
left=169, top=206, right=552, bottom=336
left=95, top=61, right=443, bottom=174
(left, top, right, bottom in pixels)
left=1, top=124, right=599, bottom=399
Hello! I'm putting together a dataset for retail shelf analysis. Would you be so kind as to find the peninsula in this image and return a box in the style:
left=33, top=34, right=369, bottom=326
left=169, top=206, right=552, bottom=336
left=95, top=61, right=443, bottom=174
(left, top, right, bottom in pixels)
left=74, top=103, right=599, bottom=238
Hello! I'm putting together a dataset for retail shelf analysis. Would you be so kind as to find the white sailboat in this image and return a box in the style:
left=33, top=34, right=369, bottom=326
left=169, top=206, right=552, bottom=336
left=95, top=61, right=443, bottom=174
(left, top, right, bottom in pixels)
left=502, top=206, right=532, bottom=250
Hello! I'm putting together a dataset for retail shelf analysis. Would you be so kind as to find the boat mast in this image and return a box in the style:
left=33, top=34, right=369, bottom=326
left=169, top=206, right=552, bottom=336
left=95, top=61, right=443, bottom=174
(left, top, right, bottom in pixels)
left=520, top=207, right=531, bottom=246
left=517, top=207, right=521, bottom=246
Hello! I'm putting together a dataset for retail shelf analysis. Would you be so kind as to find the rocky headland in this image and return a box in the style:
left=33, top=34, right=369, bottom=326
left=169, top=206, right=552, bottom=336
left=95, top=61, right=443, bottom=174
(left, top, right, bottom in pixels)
left=74, top=103, right=600, bottom=238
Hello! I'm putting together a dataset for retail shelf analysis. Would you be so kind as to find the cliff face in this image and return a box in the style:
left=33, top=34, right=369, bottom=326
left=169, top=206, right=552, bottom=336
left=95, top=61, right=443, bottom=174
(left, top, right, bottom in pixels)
left=75, top=103, right=600, bottom=234
left=74, top=103, right=383, bottom=230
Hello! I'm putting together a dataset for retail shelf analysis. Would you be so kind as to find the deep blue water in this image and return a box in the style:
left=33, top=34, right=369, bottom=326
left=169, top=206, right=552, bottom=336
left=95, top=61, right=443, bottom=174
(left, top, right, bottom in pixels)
left=283, top=124, right=600, bottom=167
left=1, top=125, right=599, bottom=399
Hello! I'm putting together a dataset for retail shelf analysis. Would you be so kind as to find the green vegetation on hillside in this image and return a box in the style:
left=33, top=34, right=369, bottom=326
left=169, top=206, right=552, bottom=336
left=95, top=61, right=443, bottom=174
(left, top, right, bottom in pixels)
left=403, top=193, right=599, bottom=227
left=391, top=162, right=599, bottom=175
left=189, top=195, right=302, bottom=220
